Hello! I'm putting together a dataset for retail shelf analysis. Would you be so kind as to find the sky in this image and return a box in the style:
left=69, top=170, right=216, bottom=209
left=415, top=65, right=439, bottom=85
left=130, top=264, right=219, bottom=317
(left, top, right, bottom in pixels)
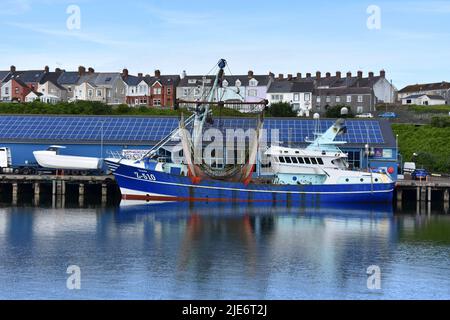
left=0, top=0, right=449, bottom=89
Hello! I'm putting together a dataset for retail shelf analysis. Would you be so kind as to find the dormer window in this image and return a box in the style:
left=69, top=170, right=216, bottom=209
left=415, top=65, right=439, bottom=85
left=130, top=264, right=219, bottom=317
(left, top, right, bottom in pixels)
left=188, top=79, right=197, bottom=84
left=235, top=79, right=241, bottom=87
left=249, top=79, right=258, bottom=87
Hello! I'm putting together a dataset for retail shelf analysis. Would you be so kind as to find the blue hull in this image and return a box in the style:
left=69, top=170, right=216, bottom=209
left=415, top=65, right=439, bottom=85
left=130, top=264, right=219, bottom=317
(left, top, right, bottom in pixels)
left=112, top=163, right=395, bottom=203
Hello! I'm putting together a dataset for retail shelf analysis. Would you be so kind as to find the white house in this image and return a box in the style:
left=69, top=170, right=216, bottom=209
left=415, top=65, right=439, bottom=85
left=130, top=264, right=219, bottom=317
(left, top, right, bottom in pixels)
left=401, top=94, right=446, bottom=106
left=25, top=91, right=43, bottom=102
left=1, top=80, right=12, bottom=101
left=267, top=80, right=314, bottom=116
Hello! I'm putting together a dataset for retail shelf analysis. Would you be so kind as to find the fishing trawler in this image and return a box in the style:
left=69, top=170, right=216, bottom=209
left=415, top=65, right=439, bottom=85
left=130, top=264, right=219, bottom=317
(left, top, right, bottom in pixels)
left=105, top=59, right=395, bottom=204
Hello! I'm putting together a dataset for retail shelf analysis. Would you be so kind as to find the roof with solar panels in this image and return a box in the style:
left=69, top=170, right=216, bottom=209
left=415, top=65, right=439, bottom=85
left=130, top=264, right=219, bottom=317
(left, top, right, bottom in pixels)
left=0, top=115, right=395, bottom=147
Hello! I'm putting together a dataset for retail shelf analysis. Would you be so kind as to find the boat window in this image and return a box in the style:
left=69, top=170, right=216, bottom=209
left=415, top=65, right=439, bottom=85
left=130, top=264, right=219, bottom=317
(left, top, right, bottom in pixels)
left=285, top=157, right=292, bottom=164
left=304, top=158, right=311, bottom=164
left=311, top=158, right=318, bottom=165
left=291, top=157, right=298, bottom=164
left=317, top=158, right=324, bottom=165
left=298, top=157, right=304, bottom=164
left=295, top=151, right=300, bottom=154
left=279, top=157, right=285, bottom=163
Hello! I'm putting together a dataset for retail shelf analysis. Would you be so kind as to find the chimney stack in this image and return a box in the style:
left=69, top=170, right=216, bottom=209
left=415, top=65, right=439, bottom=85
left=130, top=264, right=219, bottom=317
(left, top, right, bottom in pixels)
left=10, top=65, right=16, bottom=73
left=88, top=67, right=95, bottom=74
left=122, top=68, right=129, bottom=78
left=326, top=72, right=331, bottom=79
left=278, top=73, right=284, bottom=80
left=287, top=74, right=293, bottom=81
left=44, top=66, right=49, bottom=73
left=138, top=73, right=143, bottom=78
left=316, top=71, right=321, bottom=80
left=155, top=69, right=161, bottom=77
left=181, top=70, right=187, bottom=79
left=78, top=66, right=86, bottom=76
left=380, top=70, right=386, bottom=78
left=247, top=70, right=254, bottom=78
left=336, top=71, right=341, bottom=79
left=368, top=71, right=374, bottom=79
left=357, top=71, right=363, bottom=79
left=346, top=71, right=352, bottom=78
left=268, top=72, right=275, bottom=78
left=55, top=68, right=62, bottom=73
left=296, top=73, right=302, bottom=79
left=306, top=73, right=311, bottom=78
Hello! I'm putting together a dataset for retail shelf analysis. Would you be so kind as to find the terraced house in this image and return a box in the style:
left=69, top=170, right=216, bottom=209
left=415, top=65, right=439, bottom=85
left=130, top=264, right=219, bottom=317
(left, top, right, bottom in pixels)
left=74, top=68, right=127, bottom=104
left=1, top=65, right=46, bottom=102
left=177, top=71, right=272, bottom=112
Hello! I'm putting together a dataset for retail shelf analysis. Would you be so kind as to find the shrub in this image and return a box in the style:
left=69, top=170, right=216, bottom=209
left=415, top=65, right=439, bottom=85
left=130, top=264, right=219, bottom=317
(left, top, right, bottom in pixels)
left=431, top=116, right=450, bottom=128
left=325, top=104, right=354, bottom=118
left=265, top=102, right=297, bottom=117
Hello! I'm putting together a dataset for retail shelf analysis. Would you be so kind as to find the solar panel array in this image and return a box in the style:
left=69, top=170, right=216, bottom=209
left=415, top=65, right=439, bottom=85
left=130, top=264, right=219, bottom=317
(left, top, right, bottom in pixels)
left=0, top=116, right=385, bottom=144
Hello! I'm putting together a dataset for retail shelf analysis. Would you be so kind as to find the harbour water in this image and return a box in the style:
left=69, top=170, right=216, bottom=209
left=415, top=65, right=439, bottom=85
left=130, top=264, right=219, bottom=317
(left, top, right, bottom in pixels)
left=0, top=201, right=449, bottom=300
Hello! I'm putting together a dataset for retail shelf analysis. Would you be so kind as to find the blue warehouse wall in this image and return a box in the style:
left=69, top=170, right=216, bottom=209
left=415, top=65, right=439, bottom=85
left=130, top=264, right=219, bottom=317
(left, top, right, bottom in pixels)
left=0, top=143, right=152, bottom=167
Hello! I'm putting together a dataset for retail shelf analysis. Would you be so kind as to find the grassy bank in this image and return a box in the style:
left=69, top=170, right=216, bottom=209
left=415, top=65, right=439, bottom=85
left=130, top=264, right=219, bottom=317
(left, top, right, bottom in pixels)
left=392, top=123, right=450, bottom=173
left=407, top=104, right=450, bottom=114
left=0, top=101, right=249, bottom=117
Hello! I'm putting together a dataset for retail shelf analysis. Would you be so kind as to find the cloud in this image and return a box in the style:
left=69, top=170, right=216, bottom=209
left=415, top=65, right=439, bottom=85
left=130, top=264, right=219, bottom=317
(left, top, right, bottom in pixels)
left=386, top=0, right=450, bottom=14
left=0, top=0, right=31, bottom=15
left=138, top=3, right=213, bottom=26
left=5, top=22, right=144, bottom=48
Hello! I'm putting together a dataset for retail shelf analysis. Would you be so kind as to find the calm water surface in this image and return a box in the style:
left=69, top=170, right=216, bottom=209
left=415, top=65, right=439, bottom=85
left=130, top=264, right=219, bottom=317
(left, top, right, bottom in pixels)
left=0, top=202, right=449, bottom=300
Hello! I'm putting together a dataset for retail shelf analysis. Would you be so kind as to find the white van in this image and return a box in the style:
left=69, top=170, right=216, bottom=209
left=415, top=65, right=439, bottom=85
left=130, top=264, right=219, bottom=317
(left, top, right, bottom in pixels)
left=403, top=162, right=416, bottom=174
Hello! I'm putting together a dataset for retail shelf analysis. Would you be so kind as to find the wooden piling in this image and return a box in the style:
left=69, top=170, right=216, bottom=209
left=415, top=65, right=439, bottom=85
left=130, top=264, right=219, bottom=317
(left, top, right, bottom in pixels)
left=34, top=182, right=40, bottom=206
left=12, top=183, right=18, bottom=206
left=101, top=183, right=107, bottom=206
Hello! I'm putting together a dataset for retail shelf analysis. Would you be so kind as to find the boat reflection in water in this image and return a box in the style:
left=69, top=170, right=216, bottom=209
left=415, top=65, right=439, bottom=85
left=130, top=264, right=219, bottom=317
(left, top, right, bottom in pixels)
left=1, top=203, right=449, bottom=299
left=115, top=202, right=397, bottom=297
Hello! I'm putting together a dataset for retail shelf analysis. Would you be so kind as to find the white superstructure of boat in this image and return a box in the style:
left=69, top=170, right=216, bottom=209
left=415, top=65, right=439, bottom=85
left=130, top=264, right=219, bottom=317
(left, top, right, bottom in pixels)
left=33, top=146, right=101, bottom=170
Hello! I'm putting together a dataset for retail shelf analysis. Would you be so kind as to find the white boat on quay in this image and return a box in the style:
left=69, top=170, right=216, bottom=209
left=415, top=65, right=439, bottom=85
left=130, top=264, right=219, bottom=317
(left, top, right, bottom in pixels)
left=33, top=146, right=101, bottom=170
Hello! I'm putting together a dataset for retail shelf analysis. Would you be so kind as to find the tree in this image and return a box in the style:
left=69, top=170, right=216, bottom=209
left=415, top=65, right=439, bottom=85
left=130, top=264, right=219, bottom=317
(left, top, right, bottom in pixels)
left=265, top=102, right=297, bottom=117
left=325, top=104, right=355, bottom=118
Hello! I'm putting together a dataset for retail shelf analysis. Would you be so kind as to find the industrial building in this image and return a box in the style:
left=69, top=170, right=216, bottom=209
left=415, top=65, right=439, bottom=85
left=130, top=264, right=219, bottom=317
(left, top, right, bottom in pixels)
left=0, top=115, right=399, bottom=179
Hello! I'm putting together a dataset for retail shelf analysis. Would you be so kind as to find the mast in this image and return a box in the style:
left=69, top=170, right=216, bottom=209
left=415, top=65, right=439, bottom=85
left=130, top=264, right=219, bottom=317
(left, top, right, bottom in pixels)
left=192, top=59, right=227, bottom=150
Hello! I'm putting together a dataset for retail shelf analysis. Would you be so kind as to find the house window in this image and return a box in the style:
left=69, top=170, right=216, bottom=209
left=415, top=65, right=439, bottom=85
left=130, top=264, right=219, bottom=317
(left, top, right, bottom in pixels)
left=316, top=96, right=321, bottom=103
left=183, top=88, right=190, bottom=96
left=357, top=106, right=363, bottom=113
left=135, top=99, right=139, bottom=105
left=235, top=80, right=241, bottom=87
left=249, top=79, right=257, bottom=86
left=15, top=87, right=19, bottom=94
left=347, top=95, right=352, bottom=103
left=188, top=79, right=197, bottom=84
left=326, top=96, right=331, bottom=103
left=167, top=87, right=171, bottom=95
left=153, top=88, right=161, bottom=95
left=139, top=85, right=146, bottom=93
left=96, top=89, right=102, bottom=97
left=357, top=95, right=363, bottom=103
left=153, top=99, right=161, bottom=106
left=304, top=93, right=311, bottom=101
left=336, top=96, right=341, bottom=103
left=68, top=87, right=72, bottom=92
left=5, top=87, right=9, bottom=95
left=194, top=88, right=201, bottom=96
left=271, top=94, right=283, bottom=101
left=406, top=99, right=412, bottom=104
left=248, top=89, right=257, bottom=97
left=293, top=93, right=300, bottom=101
